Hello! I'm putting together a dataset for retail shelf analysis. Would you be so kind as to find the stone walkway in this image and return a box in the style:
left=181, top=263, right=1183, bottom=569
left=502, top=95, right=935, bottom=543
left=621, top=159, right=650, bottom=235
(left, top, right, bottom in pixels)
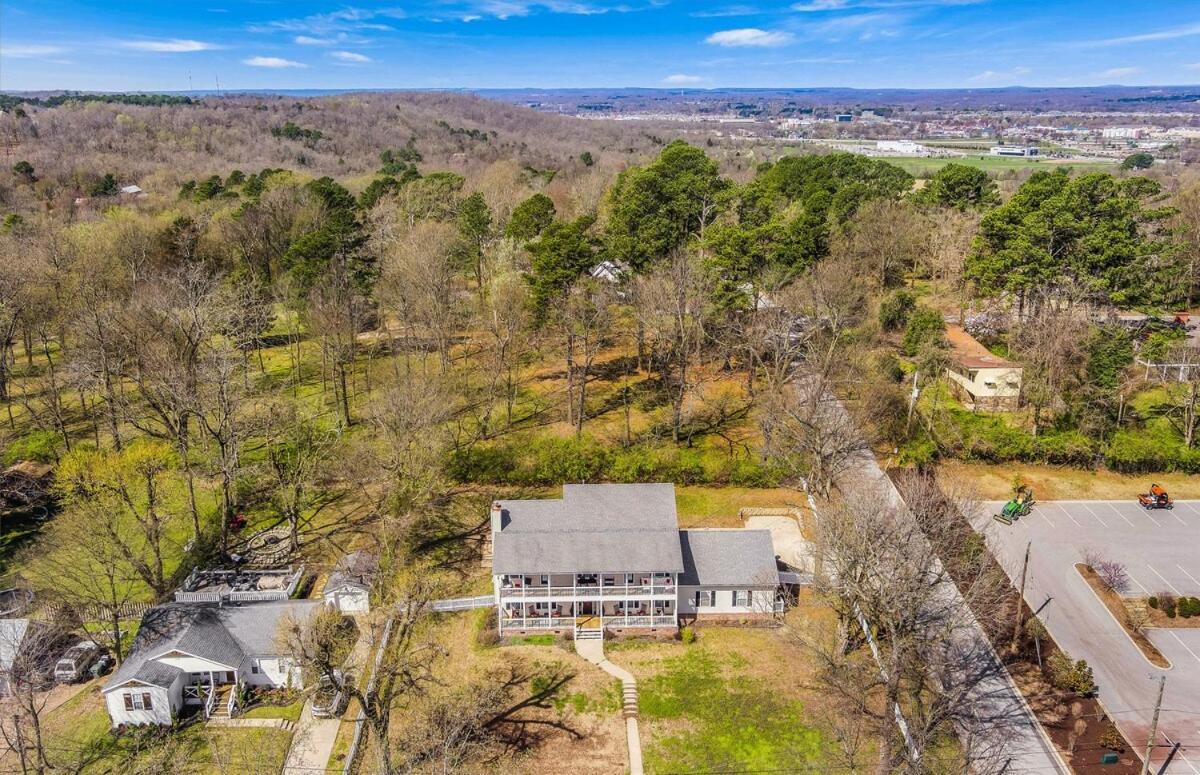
left=281, top=618, right=373, bottom=775
left=574, top=638, right=644, bottom=775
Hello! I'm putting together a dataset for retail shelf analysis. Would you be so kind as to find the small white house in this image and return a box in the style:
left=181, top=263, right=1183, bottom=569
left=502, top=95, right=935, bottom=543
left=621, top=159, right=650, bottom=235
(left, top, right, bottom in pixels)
left=588, top=260, right=627, bottom=284
left=323, top=551, right=378, bottom=614
left=103, top=600, right=320, bottom=727
left=945, top=325, right=1023, bottom=411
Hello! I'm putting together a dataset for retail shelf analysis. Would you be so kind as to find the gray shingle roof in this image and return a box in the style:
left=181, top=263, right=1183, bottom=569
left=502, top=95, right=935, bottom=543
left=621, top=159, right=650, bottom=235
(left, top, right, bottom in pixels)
left=325, top=550, right=378, bottom=593
left=492, top=483, right=685, bottom=574
left=105, top=600, right=321, bottom=692
left=0, top=619, right=32, bottom=671
left=678, top=529, right=779, bottom=588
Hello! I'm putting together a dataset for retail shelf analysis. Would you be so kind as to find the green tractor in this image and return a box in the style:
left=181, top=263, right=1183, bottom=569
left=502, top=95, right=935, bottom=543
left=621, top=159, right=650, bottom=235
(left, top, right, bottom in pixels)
left=993, top=487, right=1034, bottom=525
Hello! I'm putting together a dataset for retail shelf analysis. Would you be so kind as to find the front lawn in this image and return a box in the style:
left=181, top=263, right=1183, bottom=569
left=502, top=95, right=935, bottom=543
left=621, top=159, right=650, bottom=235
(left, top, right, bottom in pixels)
left=638, top=644, right=826, bottom=772
left=5, top=685, right=295, bottom=773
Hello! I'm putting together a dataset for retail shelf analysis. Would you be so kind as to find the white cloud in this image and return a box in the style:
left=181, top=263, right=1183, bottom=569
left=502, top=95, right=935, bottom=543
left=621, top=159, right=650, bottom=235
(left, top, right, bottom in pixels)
left=331, top=51, right=372, bottom=63
left=1, top=44, right=67, bottom=59
left=1188, top=63, right=1200, bottom=71
left=792, top=0, right=981, bottom=8
left=969, top=65, right=1031, bottom=83
left=705, top=28, right=794, bottom=47
left=690, top=5, right=760, bottom=17
left=254, top=7, right=406, bottom=34
left=1081, top=22, right=1200, bottom=48
left=1099, top=66, right=1141, bottom=79
left=119, top=38, right=218, bottom=52
left=663, top=73, right=706, bottom=85
left=294, top=35, right=333, bottom=45
left=243, top=56, right=306, bottom=68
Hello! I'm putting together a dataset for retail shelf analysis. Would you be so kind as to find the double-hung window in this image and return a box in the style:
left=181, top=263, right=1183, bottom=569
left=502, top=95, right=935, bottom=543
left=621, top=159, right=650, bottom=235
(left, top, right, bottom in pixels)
left=734, top=590, right=751, bottom=607
left=123, top=692, right=153, bottom=711
left=694, top=590, right=715, bottom=608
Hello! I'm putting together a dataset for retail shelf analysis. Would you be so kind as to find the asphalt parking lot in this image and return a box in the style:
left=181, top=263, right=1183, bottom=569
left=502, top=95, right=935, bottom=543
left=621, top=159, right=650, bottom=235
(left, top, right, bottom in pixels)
left=975, top=499, right=1200, bottom=775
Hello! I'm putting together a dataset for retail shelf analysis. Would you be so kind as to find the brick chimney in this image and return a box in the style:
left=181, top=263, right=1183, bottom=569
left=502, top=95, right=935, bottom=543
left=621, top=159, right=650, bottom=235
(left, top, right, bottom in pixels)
left=490, top=501, right=505, bottom=533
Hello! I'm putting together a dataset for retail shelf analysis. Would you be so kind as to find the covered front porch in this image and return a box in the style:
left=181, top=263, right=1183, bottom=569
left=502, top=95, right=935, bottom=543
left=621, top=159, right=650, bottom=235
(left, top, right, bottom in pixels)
left=180, top=667, right=241, bottom=721
left=499, top=599, right=677, bottom=633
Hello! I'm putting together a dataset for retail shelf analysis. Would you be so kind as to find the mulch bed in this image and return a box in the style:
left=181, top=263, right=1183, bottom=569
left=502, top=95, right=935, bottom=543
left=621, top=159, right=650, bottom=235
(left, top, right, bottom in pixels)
left=888, top=469, right=1141, bottom=774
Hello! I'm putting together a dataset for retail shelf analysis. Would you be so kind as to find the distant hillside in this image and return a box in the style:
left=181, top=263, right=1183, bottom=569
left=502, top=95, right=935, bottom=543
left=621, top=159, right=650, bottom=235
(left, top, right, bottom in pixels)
left=0, top=91, right=659, bottom=192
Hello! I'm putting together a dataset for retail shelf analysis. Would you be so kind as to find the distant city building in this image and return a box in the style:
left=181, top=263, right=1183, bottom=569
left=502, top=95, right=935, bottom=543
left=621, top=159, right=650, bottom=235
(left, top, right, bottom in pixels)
left=875, top=140, right=926, bottom=155
left=1101, top=126, right=1145, bottom=139
left=989, top=145, right=1039, bottom=157
left=835, top=114, right=853, bottom=123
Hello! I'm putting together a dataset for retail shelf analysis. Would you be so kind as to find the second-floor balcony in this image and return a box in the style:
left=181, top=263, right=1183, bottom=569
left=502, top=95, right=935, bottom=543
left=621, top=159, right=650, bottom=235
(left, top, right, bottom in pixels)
left=499, top=573, right=676, bottom=600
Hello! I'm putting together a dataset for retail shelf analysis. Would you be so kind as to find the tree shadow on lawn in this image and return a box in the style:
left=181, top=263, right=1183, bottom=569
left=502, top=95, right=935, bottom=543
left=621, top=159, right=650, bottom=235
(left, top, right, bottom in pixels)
left=638, top=648, right=828, bottom=774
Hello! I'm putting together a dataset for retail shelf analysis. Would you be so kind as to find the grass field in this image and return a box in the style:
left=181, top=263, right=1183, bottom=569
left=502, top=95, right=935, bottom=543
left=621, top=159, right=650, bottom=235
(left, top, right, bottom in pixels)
left=880, top=154, right=1117, bottom=176
left=938, top=460, right=1200, bottom=501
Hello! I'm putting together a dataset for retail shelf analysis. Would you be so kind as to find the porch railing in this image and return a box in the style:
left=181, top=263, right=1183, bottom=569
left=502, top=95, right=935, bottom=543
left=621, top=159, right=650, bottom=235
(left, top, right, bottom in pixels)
left=226, top=685, right=238, bottom=718
left=204, top=684, right=216, bottom=719
left=499, top=585, right=675, bottom=599
left=501, top=614, right=675, bottom=630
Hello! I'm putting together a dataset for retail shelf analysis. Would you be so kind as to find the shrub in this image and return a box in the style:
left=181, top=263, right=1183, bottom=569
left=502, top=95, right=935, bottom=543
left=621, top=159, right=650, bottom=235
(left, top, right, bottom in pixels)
left=1157, top=591, right=1177, bottom=612
left=679, top=626, right=696, bottom=645
left=901, top=306, right=945, bottom=356
left=3, top=430, right=60, bottom=465
left=1098, top=724, right=1127, bottom=752
left=1148, top=596, right=1159, bottom=609
left=1046, top=652, right=1097, bottom=696
left=1166, top=600, right=1178, bottom=618
left=879, top=289, right=916, bottom=331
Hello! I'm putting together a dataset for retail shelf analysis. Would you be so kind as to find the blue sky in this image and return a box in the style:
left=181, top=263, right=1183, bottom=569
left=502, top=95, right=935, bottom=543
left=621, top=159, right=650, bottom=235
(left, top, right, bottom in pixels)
left=2, top=1, right=1199, bottom=91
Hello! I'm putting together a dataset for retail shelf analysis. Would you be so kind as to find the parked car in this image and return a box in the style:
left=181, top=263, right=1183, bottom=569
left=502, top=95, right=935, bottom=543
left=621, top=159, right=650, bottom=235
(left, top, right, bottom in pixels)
left=311, top=670, right=346, bottom=718
left=54, top=641, right=100, bottom=684
left=88, top=653, right=114, bottom=680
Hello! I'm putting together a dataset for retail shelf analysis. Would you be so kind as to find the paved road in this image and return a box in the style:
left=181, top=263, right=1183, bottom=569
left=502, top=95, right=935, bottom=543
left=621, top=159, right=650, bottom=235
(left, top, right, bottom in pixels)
left=812, top=388, right=1067, bottom=774
left=976, top=499, right=1200, bottom=775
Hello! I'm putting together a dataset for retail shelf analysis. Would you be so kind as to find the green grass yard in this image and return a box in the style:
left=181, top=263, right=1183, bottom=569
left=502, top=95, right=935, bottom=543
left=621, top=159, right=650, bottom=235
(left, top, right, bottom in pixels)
left=1, top=685, right=294, bottom=774
left=880, top=154, right=1117, bottom=176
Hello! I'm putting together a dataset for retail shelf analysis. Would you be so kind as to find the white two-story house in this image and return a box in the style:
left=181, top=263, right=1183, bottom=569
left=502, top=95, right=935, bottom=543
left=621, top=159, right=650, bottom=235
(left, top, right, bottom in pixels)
left=490, top=483, right=781, bottom=639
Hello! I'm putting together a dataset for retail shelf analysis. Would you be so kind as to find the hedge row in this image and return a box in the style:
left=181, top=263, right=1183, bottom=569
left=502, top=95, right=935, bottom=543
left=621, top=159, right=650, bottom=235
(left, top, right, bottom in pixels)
left=447, top=436, right=785, bottom=487
left=909, top=408, right=1200, bottom=473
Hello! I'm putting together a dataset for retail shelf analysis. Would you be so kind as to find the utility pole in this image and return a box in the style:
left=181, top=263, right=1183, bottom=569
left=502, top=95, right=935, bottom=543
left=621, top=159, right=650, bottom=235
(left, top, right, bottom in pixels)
left=906, top=370, right=920, bottom=429
left=1142, top=675, right=1166, bottom=775
left=1011, top=541, right=1031, bottom=654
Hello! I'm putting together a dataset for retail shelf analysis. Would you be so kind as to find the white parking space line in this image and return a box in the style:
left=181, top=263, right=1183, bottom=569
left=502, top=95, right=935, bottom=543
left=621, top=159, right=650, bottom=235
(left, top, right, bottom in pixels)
left=1178, top=502, right=1200, bottom=519
left=1169, top=631, right=1200, bottom=666
left=1033, top=508, right=1056, bottom=529
left=1102, top=503, right=1138, bottom=528
left=1178, top=749, right=1200, bottom=775
left=1113, top=501, right=1160, bottom=527
left=1048, top=503, right=1083, bottom=527
left=1126, top=570, right=1151, bottom=595
left=1178, top=565, right=1200, bottom=590
left=1079, top=503, right=1109, bottom=528
left=1148, top=564, right=1183, bottom=597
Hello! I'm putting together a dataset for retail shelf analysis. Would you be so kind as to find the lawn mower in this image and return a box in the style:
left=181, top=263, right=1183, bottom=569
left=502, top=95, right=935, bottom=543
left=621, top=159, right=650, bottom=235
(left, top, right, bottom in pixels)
left=1138, top=484, right=1173, bottom=510
left=993, top=487, right=1035, bottom=525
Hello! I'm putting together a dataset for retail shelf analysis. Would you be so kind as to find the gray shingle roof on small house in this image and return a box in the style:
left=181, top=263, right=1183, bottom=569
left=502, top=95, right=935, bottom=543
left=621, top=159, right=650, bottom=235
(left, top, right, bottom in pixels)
left=0, top=619, right=33, bottom=671
left=492, top=483, right=685, bottom=574
left=678, top=529, right=779, bottom=588
left=105, top=600, right=320, bottom=692
left=325, top=550, right=378, bottom=593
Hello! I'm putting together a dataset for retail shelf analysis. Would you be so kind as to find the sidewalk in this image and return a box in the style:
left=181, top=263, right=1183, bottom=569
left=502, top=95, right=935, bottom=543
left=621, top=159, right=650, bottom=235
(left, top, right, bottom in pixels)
left=281, top=619, right=373, bottom=775
left=575, top=638, right=644, bottom=775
